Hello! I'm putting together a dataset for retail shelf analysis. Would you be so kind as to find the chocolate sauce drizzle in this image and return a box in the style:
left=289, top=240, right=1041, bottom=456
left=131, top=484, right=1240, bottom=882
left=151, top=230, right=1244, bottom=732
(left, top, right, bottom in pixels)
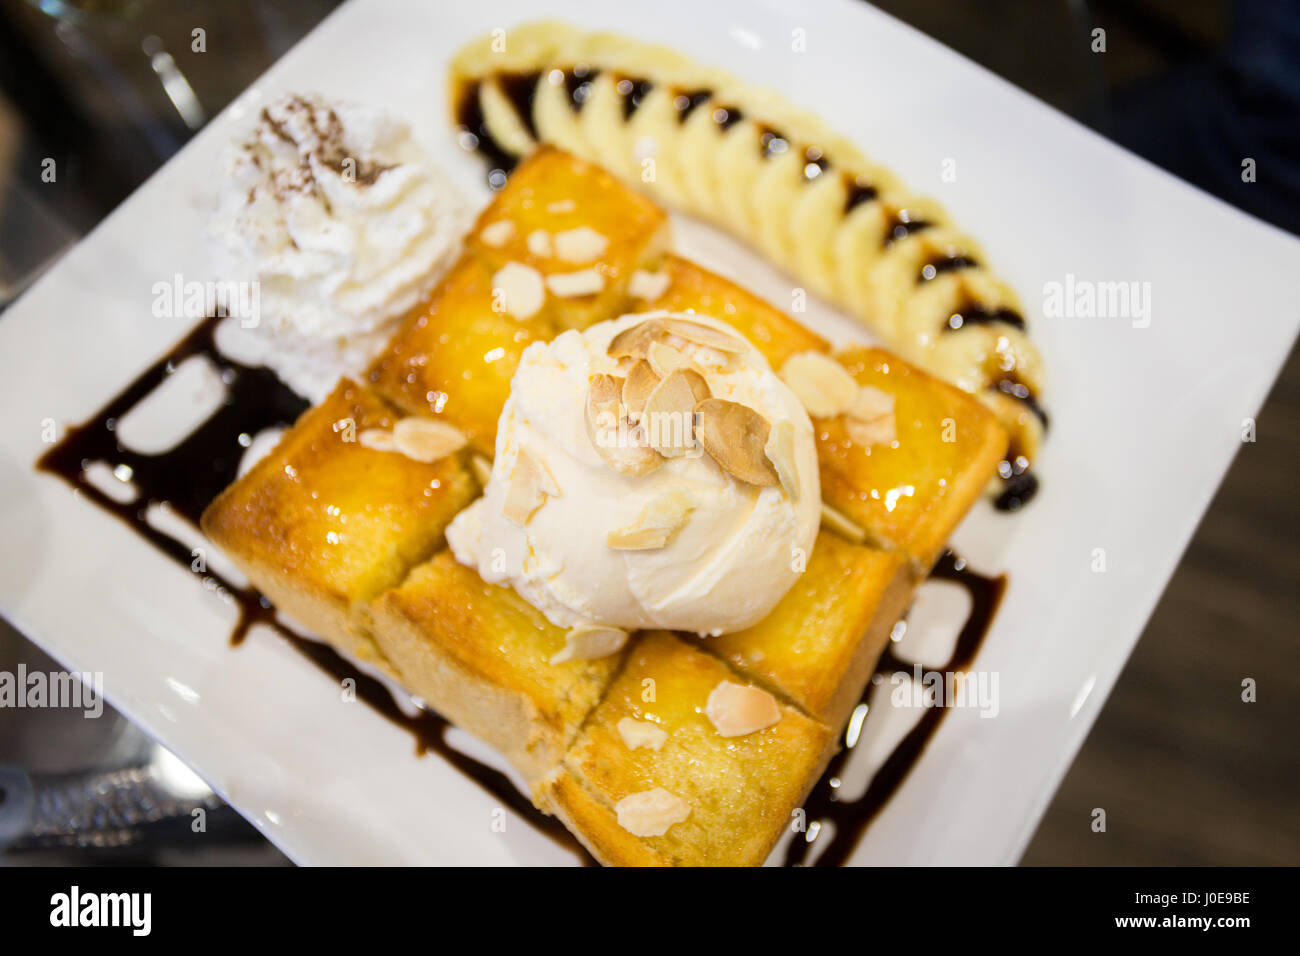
left=35, top=316, right=592, bottom=864
left=920, top=254, right=979, bottom=282
left=674, top=89, right=713, bottom=122
left=802, top=146, right=830, bottom=182
left=563, top=65, right=598, bottom=111
left=710, top=104, right=744, bottom=131
left=945, top=303, right=1027, bottom=333
left=758, top=125, right=788, bottom=159
left=35, top=310, right=1005, bottom=865
left=883, top=209, right=933, bottom=246
left=783, top=552, right=1006, bottom=866
left=498, top=72, right=542, bottom=140
left=993, top=375, right=1049, bottom=428
left=616, top=76, right=654, bottom=120
left=454, top=80, right=519, bottom=185
left=843, top=177, right=879, bottom=213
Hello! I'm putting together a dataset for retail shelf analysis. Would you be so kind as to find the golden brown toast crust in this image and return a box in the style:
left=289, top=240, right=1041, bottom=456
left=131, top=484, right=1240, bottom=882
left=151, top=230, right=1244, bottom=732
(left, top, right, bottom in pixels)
left=706, top=532, right=910, bottom=728
left=362, top=551, right=621, bottom=783
left=466, top=145, right=671, bottom=329
left=366, top=255, right=557, bottom=457
left=200, top=379, right=476, bottom=660
left=536, top=632, right=833, bottom=866
left=819, top=347, right=1008, bottom=569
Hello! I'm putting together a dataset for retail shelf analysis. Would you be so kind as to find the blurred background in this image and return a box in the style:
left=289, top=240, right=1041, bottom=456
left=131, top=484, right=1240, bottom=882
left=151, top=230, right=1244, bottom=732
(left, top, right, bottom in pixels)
left=0, top=0, right=1295, bottom=864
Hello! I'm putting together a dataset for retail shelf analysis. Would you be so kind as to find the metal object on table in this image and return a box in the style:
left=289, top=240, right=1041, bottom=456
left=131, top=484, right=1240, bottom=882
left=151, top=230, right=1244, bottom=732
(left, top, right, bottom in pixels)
left=0, top=751, right=221, bottom=851
left=0, top=620, right=259, bottom=859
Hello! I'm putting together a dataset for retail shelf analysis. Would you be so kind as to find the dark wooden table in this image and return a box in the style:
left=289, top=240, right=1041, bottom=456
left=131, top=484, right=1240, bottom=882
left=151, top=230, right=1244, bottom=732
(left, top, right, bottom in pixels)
left=1023, top=340, right=1300, bottom=864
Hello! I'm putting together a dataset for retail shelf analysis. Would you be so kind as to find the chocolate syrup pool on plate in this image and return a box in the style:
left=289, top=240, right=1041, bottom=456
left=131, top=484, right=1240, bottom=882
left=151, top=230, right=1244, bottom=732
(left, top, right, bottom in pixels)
left=37, top=315, right=1004, bottom=867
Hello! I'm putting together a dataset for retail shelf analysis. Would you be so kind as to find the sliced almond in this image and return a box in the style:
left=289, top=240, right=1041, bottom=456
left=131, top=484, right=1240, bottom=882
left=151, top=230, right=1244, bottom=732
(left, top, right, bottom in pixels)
left=357, top=428, right=397, bottom=453
left=705, top=681, right=782, bottom=737
left=614, top=788, right=691, bottom=838
left=764, top=420, right=801, bottom=501
left=780, top=351, right=860, bottom=418
left=849, top=384, right=895, bottom=420
left=502, top=447, right=558, bottom=526
left=585, top=373, right=664, bottom=476
left=845, top=415, right=897, bottom=447
left=617, top=717, right=668, bottom=751
left=546, top=198, right=576, bottom=213
left=843, top=384, right=897, bottom=447
left=607, top=488, right=696, bottom=550
left=478, top=219, right=515, bottom=247
left=621, top=360, right=661, bottom=423
left=546, top=268, right=605, bottom=298
left=553, top=225, right=609, bottom=263
left=695, top=398, right=778, bottom=486
left=550, top=623, right=628, bottom=665
left=643, top=368, right=709, bottom=458
left=629, top=269, right=671, bottom=301
left=647, top=339, right=702, bottom=379
left=526, top=228, right=553, bottom=258
left=392, top=417, right=467, bottom=463
left=662, top=317, right=749, bottom=354
left=470, top=453, right=494, bottom=488
left=588, top=371, right=624, bottom=409
left=820, top=501, right=868, bottom=543
left=607, top=318, right=667, bottom=360
left=492, top=262, right=546, bottom=320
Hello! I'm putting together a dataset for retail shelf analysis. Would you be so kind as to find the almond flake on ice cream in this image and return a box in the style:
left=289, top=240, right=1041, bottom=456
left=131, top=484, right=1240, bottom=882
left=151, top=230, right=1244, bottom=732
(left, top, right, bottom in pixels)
left=502, top=447, right=559, bottom=525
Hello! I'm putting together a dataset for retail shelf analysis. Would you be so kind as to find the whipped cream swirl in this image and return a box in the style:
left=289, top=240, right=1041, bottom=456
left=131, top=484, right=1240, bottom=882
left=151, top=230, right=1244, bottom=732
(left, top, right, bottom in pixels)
left=209, top=93, right=466, bottom=401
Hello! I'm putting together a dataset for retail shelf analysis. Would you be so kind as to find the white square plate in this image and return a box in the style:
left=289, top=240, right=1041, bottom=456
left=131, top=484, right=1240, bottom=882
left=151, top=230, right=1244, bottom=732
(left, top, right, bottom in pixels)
left=2, top=0, right=1297, bottom=865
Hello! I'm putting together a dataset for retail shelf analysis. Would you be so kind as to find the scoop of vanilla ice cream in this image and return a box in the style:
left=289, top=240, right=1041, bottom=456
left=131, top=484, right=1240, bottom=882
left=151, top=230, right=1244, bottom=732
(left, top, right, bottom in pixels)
left=446, top=312, right=822, bottom=636
left=208, top=93, right=467, bottom=401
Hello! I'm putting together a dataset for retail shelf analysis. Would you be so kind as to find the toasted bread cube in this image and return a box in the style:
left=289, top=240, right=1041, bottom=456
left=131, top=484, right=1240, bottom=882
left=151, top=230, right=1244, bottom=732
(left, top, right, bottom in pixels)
left=818, top=348, right=1008, bottom=569
left=367, top=255, right=556, bottom=457
left=632, top=254, right=830, bottom=370
left=538, top=631, right=832, bottom=866
left=362, top=550, right=623, bottom=783
left=705, top=532, right=910, bottom=728
left=200, top=380, right=476, bottom=662
left=466, top=146, right=670, bottom=329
